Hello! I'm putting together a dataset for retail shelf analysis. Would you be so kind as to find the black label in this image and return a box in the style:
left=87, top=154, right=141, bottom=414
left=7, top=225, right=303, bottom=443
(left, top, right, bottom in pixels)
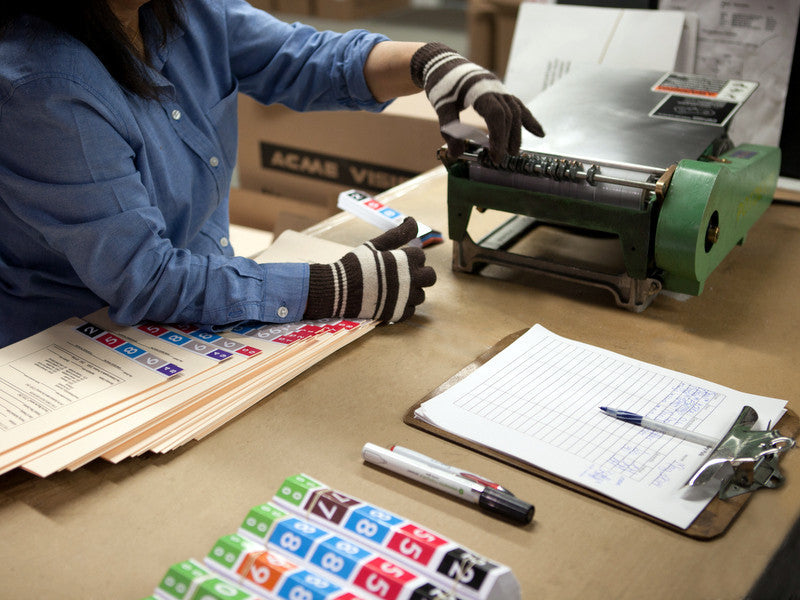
left=652, top=95, right=736, bottom=126
left=437, top=548, right=495, bottom=590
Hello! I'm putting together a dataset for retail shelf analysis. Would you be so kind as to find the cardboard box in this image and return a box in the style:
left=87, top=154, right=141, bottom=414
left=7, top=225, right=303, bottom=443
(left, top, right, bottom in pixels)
left=238, top=92, right=460, bottom=207
left=229, top=186, right=337, bottom=236
left=467, top=0, right=523, bottom=77
left=315, top=0, right=409, bottom=20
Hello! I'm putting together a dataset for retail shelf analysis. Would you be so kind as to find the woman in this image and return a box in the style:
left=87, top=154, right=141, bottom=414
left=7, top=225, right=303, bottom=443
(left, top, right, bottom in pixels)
left=0, top=0, right=542, bottom=347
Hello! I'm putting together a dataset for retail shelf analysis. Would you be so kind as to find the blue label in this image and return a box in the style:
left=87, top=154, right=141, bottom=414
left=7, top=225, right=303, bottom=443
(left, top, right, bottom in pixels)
left=309, top=535, right=371, bottom=580
left=115, top=342, right=145, bottom=358
left=268, top=518, right=327, bottom=560
left=160, top=331, right=191, bottom=346
left=342, top=505, right=402, bottom=544
left=191, top=330, right=221, bottom=342
left=379, top=207, right=402, bottom=219
left=277, top=570, right=339, bottom=600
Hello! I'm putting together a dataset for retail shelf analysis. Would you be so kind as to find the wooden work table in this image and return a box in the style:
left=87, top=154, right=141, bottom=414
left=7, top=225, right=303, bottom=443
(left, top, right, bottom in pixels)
left=1, top=168, right=799, bottom=599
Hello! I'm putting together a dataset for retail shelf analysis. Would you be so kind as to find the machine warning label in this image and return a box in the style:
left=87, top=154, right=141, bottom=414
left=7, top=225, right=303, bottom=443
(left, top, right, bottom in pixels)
left=651, top=73, right=758, bottom=103
left=650, top=94, right=738, bottom=127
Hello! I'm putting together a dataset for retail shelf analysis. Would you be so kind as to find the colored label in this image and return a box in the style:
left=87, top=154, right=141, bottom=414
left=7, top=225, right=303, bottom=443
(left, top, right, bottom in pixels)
left=269, top=518, right=328, bottom=560
left=191, top=330, right=221, bottom=342
left=379, top=207, right=401, bottom=220
left=277, top=570, right=342, bottom=600
left=353, top=557, right=416, bottom=600
left=276, top=474, right=323, bottom=507
left=386, top=525, right=448, bottom=567
left=115, top=342, right=146, bottom=359
left=437, top=549, right=493, bottom=591
left=160, top=331, right=192, bottom=346
left=158, top=560, right=210, bottom=599
left=190, top=577, right=254, bottom=600
left=343, top=505, right=402, bottom=545
left=235, top=345, right=261, bottom=357
left=237, top=549, right=297, bottom=593
left=309, top=535, right=371, bottom=581
left=75, top=322, right=103, bottom=338
left=308, top=491, right=360, bottom=525
left=157, top=363, right=183, bottom=377
left=207, top=535, right=248, bottom=570
left=97, top=332, right=126, bottom=349
left=240, top=503, right=288, bottom=541
left=138, top=323, right=169, bottom=337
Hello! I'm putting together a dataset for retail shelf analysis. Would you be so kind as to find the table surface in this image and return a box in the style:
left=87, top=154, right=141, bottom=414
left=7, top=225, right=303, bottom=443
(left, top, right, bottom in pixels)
left=1, top=168, right=799, bottom=599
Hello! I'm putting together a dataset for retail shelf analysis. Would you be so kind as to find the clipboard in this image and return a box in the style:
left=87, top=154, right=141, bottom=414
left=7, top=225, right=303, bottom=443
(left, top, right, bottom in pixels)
left=404, top=330, right=800, bottom=539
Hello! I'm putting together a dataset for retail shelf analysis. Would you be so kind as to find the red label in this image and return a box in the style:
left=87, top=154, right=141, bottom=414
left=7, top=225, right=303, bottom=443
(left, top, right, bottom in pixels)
left=386, top=524, right=448, bottom=566
left=353, top=557, right=415, bottom=600
left=236, top=345, right=261, bottom=357
left=138, top=324, right=169, bottom=337
left=97, top=333, right=125, bottom=348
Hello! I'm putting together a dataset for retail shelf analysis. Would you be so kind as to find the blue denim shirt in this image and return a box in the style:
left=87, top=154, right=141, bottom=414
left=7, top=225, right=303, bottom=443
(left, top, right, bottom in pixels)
left=0, top=0, right=389, bottom=347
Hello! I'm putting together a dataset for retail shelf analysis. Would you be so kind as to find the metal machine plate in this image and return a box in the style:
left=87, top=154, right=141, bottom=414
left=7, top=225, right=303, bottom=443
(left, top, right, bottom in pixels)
left=518, top=66, right=730, bottom=171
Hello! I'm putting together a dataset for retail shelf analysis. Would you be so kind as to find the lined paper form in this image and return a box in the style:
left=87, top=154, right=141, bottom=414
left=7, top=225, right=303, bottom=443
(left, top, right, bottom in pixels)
left=415, top=325, right=787, bottom=528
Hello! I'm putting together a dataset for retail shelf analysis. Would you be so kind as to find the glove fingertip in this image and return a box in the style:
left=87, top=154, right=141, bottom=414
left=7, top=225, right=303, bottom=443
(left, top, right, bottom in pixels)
left=419, top=265, right=437, bottom=287
left=522, top=110, right=545, bottom=138
left=399, top=216, right=419, bottom=242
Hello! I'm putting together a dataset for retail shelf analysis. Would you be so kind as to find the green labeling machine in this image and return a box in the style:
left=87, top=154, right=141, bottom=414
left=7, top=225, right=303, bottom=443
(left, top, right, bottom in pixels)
left=440, top=67, right=781, bottom=311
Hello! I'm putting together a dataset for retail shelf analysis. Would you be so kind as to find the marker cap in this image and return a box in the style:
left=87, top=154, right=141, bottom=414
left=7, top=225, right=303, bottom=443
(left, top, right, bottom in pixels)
left=478, top=487, right=535, bottom=524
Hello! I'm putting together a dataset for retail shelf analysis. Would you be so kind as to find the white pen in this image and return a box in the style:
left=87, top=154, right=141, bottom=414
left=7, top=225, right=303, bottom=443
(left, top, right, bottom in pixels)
left=362, top=443, right=534, bottom=524
left=600, top=407, right=719, bottom=447
left=390, top=444, right=514, bottom=495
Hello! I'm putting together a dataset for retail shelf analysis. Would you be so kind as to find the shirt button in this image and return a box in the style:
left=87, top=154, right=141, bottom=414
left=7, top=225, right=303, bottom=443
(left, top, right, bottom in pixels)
left=277, top=306, right=289, bottom=318
left=219, top=237, right=229, bottom=247
left=209, top=156, right=220, bottom=167
left=171, top=109, right=181, bottom=120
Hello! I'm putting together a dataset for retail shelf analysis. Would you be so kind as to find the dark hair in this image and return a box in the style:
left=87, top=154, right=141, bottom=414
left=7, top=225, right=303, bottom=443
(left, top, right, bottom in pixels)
left=0, top=0, right=183, bottom=99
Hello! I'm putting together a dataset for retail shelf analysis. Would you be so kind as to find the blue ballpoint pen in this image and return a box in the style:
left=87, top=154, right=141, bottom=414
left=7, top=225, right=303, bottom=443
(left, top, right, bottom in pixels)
left=599, top=406, right=719, bottom=447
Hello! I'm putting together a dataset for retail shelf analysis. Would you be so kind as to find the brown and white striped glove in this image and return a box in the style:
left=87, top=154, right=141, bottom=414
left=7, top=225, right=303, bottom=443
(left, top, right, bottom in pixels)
left=411, top=42, right=545, bottom=163
left=304, top=218, right=436, bottom=323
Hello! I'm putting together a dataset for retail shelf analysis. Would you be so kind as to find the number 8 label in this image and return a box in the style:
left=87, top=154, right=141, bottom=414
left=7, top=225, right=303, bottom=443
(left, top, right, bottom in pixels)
left=344, top=505, right=402, bottom=544
left=309, top=535, right=370, bottom=581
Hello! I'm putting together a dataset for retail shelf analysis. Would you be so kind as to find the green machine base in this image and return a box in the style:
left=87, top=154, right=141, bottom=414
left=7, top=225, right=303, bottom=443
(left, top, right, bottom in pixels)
left=443, top=143, right=780, bottom=311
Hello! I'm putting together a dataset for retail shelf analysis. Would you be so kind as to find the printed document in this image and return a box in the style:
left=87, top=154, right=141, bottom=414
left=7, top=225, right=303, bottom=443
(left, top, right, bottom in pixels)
left=414, top=325, right=787, bottom=528
left=658, top=0, right=799, bottom=148
left=504, top=3, right=697, bottom=103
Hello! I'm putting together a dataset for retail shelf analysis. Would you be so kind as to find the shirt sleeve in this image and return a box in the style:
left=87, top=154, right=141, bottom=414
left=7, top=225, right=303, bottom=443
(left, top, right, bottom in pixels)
left=222, top=0, right=392, bottom=112
left=0, top=74, right=309, bottom=328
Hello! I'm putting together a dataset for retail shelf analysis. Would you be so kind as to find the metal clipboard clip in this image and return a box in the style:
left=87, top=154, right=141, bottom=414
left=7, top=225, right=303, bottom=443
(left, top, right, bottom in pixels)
left=687, top=406, right=795, bottom=499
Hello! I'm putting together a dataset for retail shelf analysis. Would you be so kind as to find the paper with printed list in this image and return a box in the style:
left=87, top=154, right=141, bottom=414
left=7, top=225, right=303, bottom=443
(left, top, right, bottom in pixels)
left=414, top=325, right=787, bottom=529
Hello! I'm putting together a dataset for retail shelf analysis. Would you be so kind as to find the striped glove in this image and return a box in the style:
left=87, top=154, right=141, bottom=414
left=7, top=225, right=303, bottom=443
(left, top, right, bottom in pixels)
left=411, top=42, right=545, bottom=163
left=304, top=218, right=436, bottom=323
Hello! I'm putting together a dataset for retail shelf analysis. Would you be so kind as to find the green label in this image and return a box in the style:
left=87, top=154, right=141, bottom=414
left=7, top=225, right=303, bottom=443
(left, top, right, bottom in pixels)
left=158, top=560, right=209, bottom=599
left=206, top=534, right=247, bottom=570
left=275, top=473, right=322, bottom=507
left=190, top=577, right=253, bottom=600
left=240, top=503, right=287, bottom=540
